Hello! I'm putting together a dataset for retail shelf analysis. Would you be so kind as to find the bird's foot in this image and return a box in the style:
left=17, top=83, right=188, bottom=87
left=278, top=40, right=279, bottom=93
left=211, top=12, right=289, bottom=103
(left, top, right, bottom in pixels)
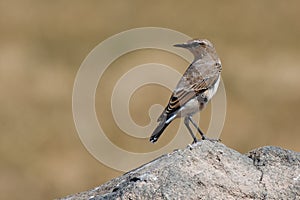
left=192, top=138, right=199, bottom=144
left=187, top=144, right=193, bottom=150
left=202, top=135, right=221, bottom=142
left=188, top=139, right=199, bottom=150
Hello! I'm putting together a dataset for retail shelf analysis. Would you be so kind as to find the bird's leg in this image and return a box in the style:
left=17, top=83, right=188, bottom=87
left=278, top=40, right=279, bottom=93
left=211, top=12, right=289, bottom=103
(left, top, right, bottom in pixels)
left=188, top=116, right=206, bottom=139
left=188, top=116, right=220, bottom=142
left=184, top=117, right=198, bottom=144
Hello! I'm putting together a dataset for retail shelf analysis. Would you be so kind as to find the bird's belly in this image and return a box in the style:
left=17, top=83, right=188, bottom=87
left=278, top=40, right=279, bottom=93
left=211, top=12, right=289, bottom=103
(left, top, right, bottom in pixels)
left=175, top=76, right=220, bottom=119
left=176, top=98, right=201, bottom=118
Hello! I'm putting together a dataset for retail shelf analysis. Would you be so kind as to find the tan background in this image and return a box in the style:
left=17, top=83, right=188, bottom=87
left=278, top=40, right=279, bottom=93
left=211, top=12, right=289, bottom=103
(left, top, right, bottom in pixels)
left=1, top=1, right=300, bottom=199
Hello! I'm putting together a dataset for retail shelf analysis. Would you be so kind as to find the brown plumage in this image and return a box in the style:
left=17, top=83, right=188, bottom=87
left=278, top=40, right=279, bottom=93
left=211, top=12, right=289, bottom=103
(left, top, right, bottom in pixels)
left=150, top=39, right=222, bottom=143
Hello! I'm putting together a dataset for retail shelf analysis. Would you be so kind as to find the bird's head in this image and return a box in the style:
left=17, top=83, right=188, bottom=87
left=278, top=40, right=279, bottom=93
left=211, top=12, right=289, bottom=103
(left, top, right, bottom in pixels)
left=174, top=39, right=212, bottom=48
left=174, top=39, right=215, bottom=60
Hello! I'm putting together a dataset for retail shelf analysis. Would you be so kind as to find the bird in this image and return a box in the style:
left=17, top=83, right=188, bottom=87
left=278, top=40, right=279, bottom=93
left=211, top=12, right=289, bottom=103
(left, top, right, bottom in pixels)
left=149, top=39, right=222, bottom=144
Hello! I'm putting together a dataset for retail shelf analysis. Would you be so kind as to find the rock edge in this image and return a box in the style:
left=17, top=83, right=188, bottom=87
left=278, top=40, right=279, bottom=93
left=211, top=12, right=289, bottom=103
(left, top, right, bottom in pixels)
left=59, top=141, right=300, bottom=200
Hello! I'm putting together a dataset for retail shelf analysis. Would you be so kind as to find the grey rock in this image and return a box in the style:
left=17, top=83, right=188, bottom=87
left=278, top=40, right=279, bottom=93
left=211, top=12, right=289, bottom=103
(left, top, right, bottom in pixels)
left=59, top=141, right=300, bottom=200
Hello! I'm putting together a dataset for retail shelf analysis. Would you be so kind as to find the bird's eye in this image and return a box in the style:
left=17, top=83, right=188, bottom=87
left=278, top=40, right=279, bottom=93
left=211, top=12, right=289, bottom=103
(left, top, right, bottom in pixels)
left=198, top=42, right=206, bottom=46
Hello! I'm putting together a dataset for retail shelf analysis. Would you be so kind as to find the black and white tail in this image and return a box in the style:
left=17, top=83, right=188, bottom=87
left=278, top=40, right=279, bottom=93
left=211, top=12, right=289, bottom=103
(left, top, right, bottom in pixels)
left=149, top=121, right=170, bottom=143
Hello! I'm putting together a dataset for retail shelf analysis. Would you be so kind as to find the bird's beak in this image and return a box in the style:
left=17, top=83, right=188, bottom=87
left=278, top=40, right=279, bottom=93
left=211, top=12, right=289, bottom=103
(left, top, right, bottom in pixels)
left=173, top=42, right=191, bottom=48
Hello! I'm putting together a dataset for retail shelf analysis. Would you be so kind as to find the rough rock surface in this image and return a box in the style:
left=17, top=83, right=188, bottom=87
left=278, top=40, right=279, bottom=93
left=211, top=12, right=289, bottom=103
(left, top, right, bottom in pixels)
left=59, top=141, right=300, bottom=200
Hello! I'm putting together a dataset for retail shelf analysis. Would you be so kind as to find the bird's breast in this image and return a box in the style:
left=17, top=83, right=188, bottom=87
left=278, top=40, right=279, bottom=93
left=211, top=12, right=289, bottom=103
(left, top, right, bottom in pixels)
left=203, top=75, right=220, bottom=101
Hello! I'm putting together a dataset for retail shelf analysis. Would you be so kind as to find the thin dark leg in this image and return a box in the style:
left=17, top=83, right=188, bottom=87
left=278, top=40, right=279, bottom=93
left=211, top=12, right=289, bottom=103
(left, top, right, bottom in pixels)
left=188, top=116, right=206, bottom=140
left=188, top=116, right=221, bottom=142
left=184, top=117, right=198, bottom=144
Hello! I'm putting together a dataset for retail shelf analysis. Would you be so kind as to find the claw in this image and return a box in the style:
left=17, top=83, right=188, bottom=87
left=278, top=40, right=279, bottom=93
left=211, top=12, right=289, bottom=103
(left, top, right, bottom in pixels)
left=202, top=136, right=221, bottom=142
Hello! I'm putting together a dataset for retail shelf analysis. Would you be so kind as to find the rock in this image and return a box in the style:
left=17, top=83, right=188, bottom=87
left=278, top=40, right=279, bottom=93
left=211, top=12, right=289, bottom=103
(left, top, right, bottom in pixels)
left=59, top=141, right=300, bottom=200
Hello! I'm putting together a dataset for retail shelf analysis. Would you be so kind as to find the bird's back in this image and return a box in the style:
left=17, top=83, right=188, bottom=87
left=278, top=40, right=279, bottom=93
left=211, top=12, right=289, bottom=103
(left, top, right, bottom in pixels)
left=158, top=58, right=221, bottom=123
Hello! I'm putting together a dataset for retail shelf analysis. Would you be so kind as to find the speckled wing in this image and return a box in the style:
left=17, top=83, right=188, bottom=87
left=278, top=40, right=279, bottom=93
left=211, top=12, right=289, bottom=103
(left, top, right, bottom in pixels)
left=158, top=61, right=221, bottom=122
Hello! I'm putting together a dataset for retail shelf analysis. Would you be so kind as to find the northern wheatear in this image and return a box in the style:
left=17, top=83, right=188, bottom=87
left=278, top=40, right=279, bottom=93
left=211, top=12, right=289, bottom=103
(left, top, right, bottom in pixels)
left=150, top=39, right=222, bottom=143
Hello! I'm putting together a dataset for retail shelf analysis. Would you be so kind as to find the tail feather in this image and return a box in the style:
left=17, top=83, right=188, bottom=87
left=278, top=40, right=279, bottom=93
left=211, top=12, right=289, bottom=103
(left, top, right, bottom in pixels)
left=150, top=122, right=170, bottom=143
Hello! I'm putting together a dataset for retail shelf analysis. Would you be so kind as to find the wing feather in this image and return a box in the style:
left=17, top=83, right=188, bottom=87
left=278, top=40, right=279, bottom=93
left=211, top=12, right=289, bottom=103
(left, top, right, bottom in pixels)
left=158, top=61, right=221, bottom=122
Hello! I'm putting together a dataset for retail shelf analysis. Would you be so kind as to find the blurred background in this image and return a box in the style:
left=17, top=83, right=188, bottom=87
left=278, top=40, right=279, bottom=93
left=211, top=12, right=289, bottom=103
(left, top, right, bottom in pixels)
left=1, top=0, right=300, bottom=199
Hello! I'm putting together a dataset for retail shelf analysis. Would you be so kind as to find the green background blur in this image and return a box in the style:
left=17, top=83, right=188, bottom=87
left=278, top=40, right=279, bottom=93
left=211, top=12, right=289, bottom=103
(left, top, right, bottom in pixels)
left=1, top=1, right=300, bottom=199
